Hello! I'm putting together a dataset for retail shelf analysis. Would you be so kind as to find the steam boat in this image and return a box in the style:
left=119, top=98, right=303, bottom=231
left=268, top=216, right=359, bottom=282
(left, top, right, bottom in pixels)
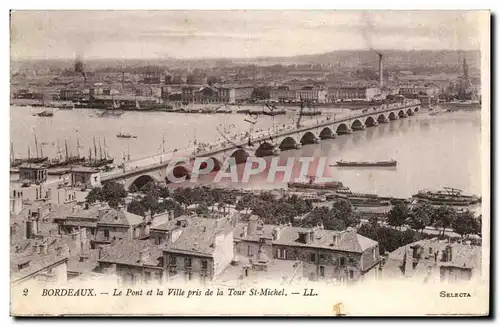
left=335, top=159, right=397, bottom=167
left=287, top=176, right=344, bottom=190
left=412, top=187, right=481, bottom=206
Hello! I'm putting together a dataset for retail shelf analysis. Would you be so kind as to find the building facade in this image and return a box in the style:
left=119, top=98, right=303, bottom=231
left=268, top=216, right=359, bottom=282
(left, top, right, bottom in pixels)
left=270, top=85, right=328, bottom=103
left=328, top=86, right=381, bottom=101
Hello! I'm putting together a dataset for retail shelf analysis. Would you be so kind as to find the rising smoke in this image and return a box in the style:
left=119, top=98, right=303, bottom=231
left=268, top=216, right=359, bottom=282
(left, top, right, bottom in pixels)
left=74, top=54, right=87, bottom=80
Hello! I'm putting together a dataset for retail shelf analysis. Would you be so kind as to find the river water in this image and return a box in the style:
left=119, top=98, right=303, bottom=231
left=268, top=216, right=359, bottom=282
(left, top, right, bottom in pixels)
left=10, top=106, right=482, bottom=198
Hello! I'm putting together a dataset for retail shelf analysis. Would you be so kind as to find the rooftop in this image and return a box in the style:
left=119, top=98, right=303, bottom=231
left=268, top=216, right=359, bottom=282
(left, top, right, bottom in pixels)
left=383, top=239, right=482, bottom=279
left=272, top=226, right=378, bottom=254
left=164, top=217, right=233, bottom=257
left=98, top=239, right=163, bottom=268
left=97, top=208, right=144, bottom=227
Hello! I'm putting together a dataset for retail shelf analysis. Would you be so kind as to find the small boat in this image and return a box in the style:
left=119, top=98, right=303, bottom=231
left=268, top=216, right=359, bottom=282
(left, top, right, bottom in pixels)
left=117, top=132, right=138, bottom=139
left=334, top=159, right=397, bottom=167
left=34, top=110, right=54, bottom=117
left=288, top=176, right=344, bottom=190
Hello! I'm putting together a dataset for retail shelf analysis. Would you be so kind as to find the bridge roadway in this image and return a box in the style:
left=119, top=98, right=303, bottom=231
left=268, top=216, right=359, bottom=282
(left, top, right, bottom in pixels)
left=100, top=100, right=420, bottom=185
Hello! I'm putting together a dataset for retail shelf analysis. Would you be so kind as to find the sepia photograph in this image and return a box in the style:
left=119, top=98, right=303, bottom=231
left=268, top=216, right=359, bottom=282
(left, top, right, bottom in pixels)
left=8, top=9, right=490, bottom=316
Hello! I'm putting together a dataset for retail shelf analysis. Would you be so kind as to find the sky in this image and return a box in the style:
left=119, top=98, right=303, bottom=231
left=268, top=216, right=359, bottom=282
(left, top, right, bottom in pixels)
left=10, top=10, right=485, bottom=60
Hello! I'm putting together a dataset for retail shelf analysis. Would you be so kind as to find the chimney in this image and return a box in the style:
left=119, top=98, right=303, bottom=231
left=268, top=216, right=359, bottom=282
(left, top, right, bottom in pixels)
left=138, top=249, right=147, bottom=265
left=25, top=221, right=33, bottom=239
left=248, top=216, right=258, bottom=235
left=378, top=53, right=384, bottom=89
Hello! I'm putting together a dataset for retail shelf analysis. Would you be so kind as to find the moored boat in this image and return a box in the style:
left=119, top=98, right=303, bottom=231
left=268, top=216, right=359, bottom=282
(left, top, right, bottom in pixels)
left=287, top=176, right=344, bottom=190
left=412, top=187, right=481, bottom=206
left=335, top=159, right=397, bottom=167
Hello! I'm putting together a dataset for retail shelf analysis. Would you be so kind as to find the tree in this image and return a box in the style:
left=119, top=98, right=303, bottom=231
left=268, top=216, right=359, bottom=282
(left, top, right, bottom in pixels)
left=158, top=186, right=170, bottom=199
left=129, top=184, right=139, bottom=194
left=387, top=203, right=409, bottom=230
left=102, top=181, right=127, bottom=202
left=127, top=199, right=146, bottom=217
left=408, top=202, right=433, bottom=234
left=141, top=194, right=159, bottom=216
left=86, top=187, right=103, bottom=204
left=195, top=202, right=209, bottom=216
left=451, top=210, right=477, bottom=239
left=433, top=206, right=456, bottom=238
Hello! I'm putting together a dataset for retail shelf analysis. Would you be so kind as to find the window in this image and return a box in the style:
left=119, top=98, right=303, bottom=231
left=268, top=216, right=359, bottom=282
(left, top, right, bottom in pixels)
left=319, top=266, right=325, bottom=277
left=319, top=254, right=325, bottom=260
left=103, top=230, right=109, bottom=239
left=310, top=253, right=316, bottom=263
left=145, top=272, right=152, bottom=283
left=185, top=257, right=192, bottom=268
left=169, top=256, right=177, bottom=267
left=339, top=257, right=346, bottom=267
left=349, top=270, right=354, bottom=280
left=429, top=247, right=433, bottom=255
left=155, top=237, right=161, bottom=245
left=277, top=248, right=286, bottom=259
left=201, top=260, right=208, bottom=270
left=247, top=245, right=253, bottom=256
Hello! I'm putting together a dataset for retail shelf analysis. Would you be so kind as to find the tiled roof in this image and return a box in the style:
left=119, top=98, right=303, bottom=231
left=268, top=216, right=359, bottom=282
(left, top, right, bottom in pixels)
left=384, top=239, right=482, bottom=277
left=10, top=241, right=71, bottom=283
left=233, top=222, right=277, bottom=242
left=98, top=209, right=144, bottom=227
left=151, top=215, right=190, bottom=232
left=272, top=226, right=378, bottom=254
left=98, top=239, right=163, bottom=267
left=165, top=217, right=232, bottom=257
left=67, top=249, right=99, bottom=274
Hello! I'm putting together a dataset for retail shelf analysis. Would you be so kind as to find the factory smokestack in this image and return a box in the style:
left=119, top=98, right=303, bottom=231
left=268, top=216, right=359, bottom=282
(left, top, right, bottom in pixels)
left=74, top=55, right=87, bottom=85
left=377, top=52, right=383, bottom=89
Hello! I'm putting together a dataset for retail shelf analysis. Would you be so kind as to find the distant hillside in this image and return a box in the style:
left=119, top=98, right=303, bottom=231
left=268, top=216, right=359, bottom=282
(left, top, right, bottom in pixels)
left=253, top=50, right=481, bottom=71
left=11, top=50, right=481, bottom=74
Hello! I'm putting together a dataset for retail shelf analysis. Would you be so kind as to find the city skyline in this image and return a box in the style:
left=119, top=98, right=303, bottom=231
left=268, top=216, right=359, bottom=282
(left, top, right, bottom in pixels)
left=10, top=10, right=483, bottom=60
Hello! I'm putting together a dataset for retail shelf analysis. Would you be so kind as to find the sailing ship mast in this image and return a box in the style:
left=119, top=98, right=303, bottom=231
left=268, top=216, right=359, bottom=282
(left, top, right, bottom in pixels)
left=93, top=137, right=98, bottom=163
left=162, top=133, right=165, bottom=153
left=34, top=133, right=39, bottom=158
left=10, top=141, right=14, bottom=162
left=65, top=140, right=69, bottom=161
left=76, top=138, right=81, bottom=158
left=98, top=139, right=103, bottom=161
left=88, top=146, right=92, bottom=162
left=103, top=137, right=109, bottom=159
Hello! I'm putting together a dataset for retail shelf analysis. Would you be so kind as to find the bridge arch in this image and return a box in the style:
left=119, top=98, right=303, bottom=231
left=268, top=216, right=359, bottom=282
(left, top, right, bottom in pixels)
left=351, top=119, right=365, bottom=131
left=388, top=112, right=397, bottom=120
left=414, top=107, right=420, bottom=112
left=300, top=131, right=318, bottom=145
left=377, top=114, right=388, bottom=123
left=398, top=110, right=407, bottom=118
left=255, top=141, right=278, bottom=157
left=198, top=157, right=222, bottom=172
left=319, top=127, right=335, bottom=139
left=129, top=175, right=159, bottom=191
left=230, top=148, right=250, bottom=165
left=406, top=108, right=414, bottom=116
left=279, top=136, right=299, bottom=151
left=364, top=116, right=377, bottom=127
left=336, top=123, right=349, bottom=135
left=165, top=165, right=191, bottom=184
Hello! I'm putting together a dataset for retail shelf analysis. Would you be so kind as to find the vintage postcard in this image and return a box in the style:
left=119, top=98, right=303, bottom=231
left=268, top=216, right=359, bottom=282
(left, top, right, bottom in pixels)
left=9, top=10, right=490, bottom=316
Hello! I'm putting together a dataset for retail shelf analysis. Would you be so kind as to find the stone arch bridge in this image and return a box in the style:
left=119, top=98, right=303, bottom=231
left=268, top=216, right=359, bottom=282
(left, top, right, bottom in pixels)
left=100, top=102, right=420, bottom=190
